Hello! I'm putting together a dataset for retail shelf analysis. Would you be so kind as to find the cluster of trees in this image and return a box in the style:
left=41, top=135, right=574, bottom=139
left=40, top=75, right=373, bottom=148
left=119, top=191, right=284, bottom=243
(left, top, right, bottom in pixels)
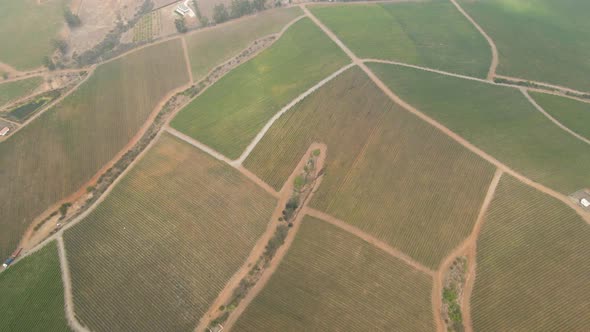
left=64, top=8, right=82, bottom=27
left=213, top=0, right=266, bottom=24
left=175, top=18, right=188, bottom=33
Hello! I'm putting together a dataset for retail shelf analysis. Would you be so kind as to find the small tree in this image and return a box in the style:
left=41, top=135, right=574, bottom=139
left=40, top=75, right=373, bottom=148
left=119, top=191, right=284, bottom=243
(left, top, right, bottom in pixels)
left=53, top=39, right=69, bottom=54
left=213, top=3, right=229, bottom=23
left=64, top=9, right=82, bottom=27
left=252, top=0, right=265, bottom=11
left=174, top=17, right=188, bottom=33
left=43, top=56, right=56, bottom=70
left=230, top=0, right=252, bottom=18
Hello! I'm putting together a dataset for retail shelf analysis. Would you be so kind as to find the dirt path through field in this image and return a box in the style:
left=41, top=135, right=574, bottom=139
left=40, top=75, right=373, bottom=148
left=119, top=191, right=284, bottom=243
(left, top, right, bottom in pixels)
left=196, top=143, right=326, bottom=332
left=302, top=4, right=590, bottom=226
left=181, top=37, right=194, bottom=84
left=448, top=0, right=498, bottom=81
left=496, top=74, right=590, bottom=96
left=306, top=208, right=434, bottom=276
left=57, top=236, right=90, bottom=332
left=521, top=89, right=590, bottom=145
left=432, top=169, right=502, bottom=332
left=233, top=63, right=354, bottom=165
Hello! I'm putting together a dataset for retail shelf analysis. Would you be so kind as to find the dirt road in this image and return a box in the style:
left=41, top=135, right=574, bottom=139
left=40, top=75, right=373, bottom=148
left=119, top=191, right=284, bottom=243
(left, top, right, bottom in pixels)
left=196, top=143, right=326, bottom=332
left=448, top=0, right=498, bottom=81
left=57, top=236, right=90, bottom=332
left=432, top=169, right=503, bottom=332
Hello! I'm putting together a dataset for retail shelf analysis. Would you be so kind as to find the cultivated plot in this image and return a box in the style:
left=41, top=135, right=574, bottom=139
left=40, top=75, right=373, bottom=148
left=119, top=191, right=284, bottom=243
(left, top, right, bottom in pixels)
left=530, top=91, right=590, bottom=141
left=0, top=242, right=70, bottom=331
left=245, top=67, right=495, bottom=268
left=64, top=133, right=276, bottom=332
left=0, top=39, right=189, bottom=259
left=186, top=6, right=302, bottom=81
left=458, top=0, right=590, bottom=91
left=310, top=1, right=491, bottom=77
left=472, top=175, right=590, bottom=330
left=233, top=216, right=434, bottom=331
left=171, top=18, right=349, bottom=159
left=0, top=76, right=44, bottom=108
left=0, top=0, right=66, bottom=70
left=369, top=63, right=590, bottom=195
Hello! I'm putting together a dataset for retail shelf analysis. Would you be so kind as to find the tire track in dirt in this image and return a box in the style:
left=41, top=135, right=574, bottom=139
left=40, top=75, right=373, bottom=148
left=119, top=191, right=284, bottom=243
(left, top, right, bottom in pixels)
left=181, top=36, right=194, bottom=84
left=448, top=0, right=498, bottom=81
left=521, top=88, right=590, bottom=145
left=432, top=169, right=503, bottom=332
left=57, top=235, right=90, bottom=332
left=302, top=4, right=590, bottom=226
left=196, top=143, right=326, bottom=332
left=305, top=208, right=435, bottom=276
left=496, top=74, right=590, bottom=97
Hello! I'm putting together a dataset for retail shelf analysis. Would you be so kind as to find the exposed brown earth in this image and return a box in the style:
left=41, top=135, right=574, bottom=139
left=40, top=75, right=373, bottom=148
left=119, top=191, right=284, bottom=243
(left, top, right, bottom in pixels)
left=57, top=236, right=90, bottom=332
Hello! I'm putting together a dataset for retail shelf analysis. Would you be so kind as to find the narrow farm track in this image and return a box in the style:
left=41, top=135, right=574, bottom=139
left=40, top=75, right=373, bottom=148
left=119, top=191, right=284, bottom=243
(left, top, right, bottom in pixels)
left=521, top=89, right=590, bottom=145
left=448, top=0, right=498, bottom=81
left=181, top=37, right=194, bottom=84
left=433, top=169, right=503, bottom=332
left=197, top=143, right=326, bottom=332
left=363, top=59, right=489, bottom=84
left=222, top=144, right=327, bottom=332
left=0, top=68, right=88, bottom=85
left=496, top=74, right=590, bottom=97
left=302, top=4, right=590, bottom=226
left=233, top=63, right=355, bottom=165
left=56, top=236, right=90, bottom=332
left=305, top=208, right=434, bottom=276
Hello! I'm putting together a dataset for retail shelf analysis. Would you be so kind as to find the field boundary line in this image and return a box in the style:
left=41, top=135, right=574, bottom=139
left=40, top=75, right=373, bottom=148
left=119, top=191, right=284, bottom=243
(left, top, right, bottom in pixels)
left=196, top=143, right=325, bottom=332
left=305, top=208, right=435, bottom=276
left=433, top=169, right=502, bottom=332
left=302, top=4, right=590, bottom=226
left=181, top=36, right=194, bottom=84
left=448, top=0, right=498, bottom=81
left=232, top=62, right=355, bottom=166
left=1, top=67, right=96, bottom=140
left=496, top=74, right=590, bottom=96
left=57, top=236, right=91, bottom=332
left=363, top=58, right=489, bottom=83
left=521, top=89, right=590, bottom=145
left=220, top=144, right=328, bottom=332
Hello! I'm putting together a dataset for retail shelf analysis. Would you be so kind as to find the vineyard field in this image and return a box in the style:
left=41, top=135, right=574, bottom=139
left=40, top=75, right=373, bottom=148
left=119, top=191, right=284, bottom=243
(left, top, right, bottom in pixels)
left=472, top=175, right=590, bottom=330
left=310, top=1, right=491, bottom=77
left=0, top=39, right=189, bottom=260
left=0, top=242, right=70, bottom=331
left=185, top=6, right=302, bottom=81
left=245, top=67, right=494, bottom=269
left=171, top=18, right=349, bottom=159
left=530, top=91, right=590, bottom=140
left=0, top=0, right=66, bottom=70
left=0, top=76, right=43, bottom=108
left=64, top=133, right=276, bottom=332
left=369, top=63, right=590, bottom=195
left=459, top=0, right=590, bottom=92
left=233, top=216, right=434, bottom=331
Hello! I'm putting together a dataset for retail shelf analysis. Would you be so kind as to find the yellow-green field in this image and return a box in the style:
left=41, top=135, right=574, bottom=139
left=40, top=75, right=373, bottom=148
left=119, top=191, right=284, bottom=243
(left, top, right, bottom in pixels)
left=310, top=1, right=491, bottom=77
left=0, top=242, right=70, bottom=331
left=245, top=67, right=495, bottom=269
left=64, top=133, right=276, bottom=331
left=234, top=216, right=434, bottom=331
left=0, top=0, right=66, bottom=70
left=0, top=76, right=44, bottom=108
left=185, top=6, right=302, bottom=81
left=0, top=39, right=189, bottom=260
left=472, top=175, right=590, bottom=330
left=171, top=18, right=349, bottom=159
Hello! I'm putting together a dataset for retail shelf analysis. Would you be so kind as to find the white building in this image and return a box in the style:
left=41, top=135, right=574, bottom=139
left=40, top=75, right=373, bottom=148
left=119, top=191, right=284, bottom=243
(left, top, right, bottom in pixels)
left=581, top=198, right=590, bottom=208
left=0, top=127, right=9, bottom=136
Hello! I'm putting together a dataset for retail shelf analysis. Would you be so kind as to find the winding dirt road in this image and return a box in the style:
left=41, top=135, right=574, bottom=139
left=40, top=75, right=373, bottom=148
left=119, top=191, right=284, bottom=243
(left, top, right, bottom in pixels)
left=57, top=236, right=90, bottom=332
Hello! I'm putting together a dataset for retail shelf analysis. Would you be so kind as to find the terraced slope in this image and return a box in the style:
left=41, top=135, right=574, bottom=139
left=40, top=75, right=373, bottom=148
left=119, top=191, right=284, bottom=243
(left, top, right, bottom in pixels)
left=171, top=18, right=349, bottom=159
left=472, top=175, right=590, bottom=330
left=64, top=133, right=276, bottom=332
left=0, top=39, right=189, bottom=259
left=186, top=6, right=302, bottom=81
left=233, top=217, right=434, bottom=331
left=459, top=0, right=590, bottom=91
left=245, top=67, right=494, bottom=268
left=310, top=1, right=491, bottom=77
left=370, top=63, right=590, bottom=195
left=0, top=242, right=70, bottom=331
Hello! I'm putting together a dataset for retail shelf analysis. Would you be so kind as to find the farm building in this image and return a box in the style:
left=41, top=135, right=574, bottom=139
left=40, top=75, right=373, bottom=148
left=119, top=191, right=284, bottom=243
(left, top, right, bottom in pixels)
left=175, top=3, right=191, bottom=16
left=0, top=127, right=9, bottom=136
left=581, top=198, right=590, bottom=208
